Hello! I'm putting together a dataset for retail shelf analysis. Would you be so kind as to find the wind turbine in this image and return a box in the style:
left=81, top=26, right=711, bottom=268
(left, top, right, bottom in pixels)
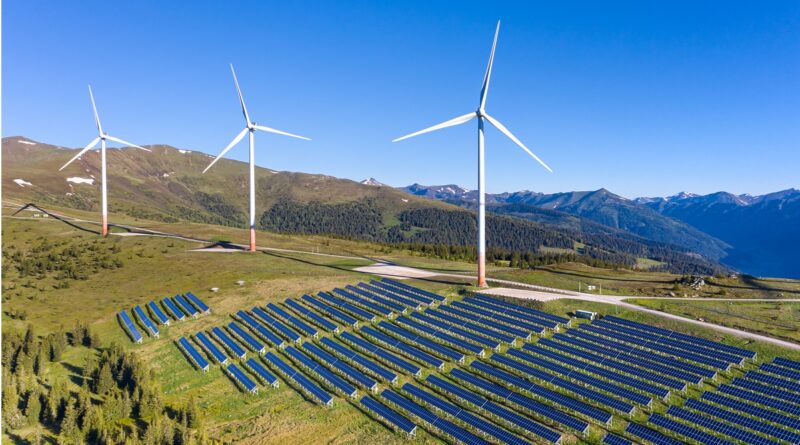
left=59, top=85, right=150, bottom=237
left=393, top=21, right=552, bottom=288
left=203, top=64, right=310, bottom=252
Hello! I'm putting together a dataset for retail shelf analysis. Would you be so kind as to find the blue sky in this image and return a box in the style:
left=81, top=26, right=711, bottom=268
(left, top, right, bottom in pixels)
left=4, top=1, right=799, bottom=197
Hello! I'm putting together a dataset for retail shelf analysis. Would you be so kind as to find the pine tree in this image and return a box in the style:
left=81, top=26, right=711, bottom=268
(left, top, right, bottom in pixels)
left=25, top=389, right=42, bottom=425
left=58, top=401, right=81, bottom=444
left=96, top=362, right=114, bottom=394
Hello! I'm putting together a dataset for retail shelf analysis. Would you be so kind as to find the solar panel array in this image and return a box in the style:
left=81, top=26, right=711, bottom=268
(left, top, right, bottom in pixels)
left=395, top=315, right=485, bottom=356
left=178, top=337, right=209, bottom=371
left=133, top=305, right=159, bottom=338
left=284, top=345, right=357, bottom=398
left=174, top=294, right=199, bottom=318
left=358, top=282, right=423, bottom=310
left=237, top=310, right=285, bottom=348
left=320, top=337, right=398, bottom=383
left=438, top=305, right=532, bottom=341
left=252, top=307, right=301, bottom=343
left=378, top=320, right=465, bottom=363
left=470, top=293, right=568, bottom=325
left=119, top=310, right=143, bottom=343
left=331, top=288, right=393, bottom=318
left=162, top=297, right=185, bottom=321
left=360, top=325, right=444, bottom=369
left=371, top=281, right=435, bottom=306
left=227, top=363, right=258, bottom=393
left=666, top=405, right=780, bottom=445
left=318, top=292, right=376, bottom=322
left=410, top=311, right=500, bottom=351
left=339, top=331, right=422, bottom=376
left=267, top=303, right=318, bottom=338
left=463, top=296, right=560, bottom=330
left=195, top=331, right=228, bottom=364
left=345, top=284, right=406, bottom=313
left=228, top=322, right=266, bottom=354
left=212, top=326, right=247, bottom=359
left=285, top=298, right=339, bottom=333
left=649, top=412, right=735, bottom=445
left=147, top=300, right=170, bottom=325
left=302, top=294, right=358, bottom=327
left=302, top=342, right=377, bottom=392
left=684, top=398, right=800, bottom=444
left=380, top=278, right=445, bottom=303
left=265, top=351, right=333, bottom=406
left=185, top=291, right=210, bottom=313
left=360, top=395, right=416, bottom=436
left=245, top=357, right=279, bottom=387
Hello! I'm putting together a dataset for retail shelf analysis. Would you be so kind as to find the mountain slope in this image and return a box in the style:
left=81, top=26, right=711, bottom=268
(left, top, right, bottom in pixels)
left=640, top=190, right=800, bottom=278
left=400, top=184, right=730, bottom=261
left=3, top=136, right=726, bottom=275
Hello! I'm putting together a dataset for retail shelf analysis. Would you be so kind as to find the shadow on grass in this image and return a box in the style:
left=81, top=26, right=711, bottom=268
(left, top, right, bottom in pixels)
left=12, top=202, right=100, bottom=235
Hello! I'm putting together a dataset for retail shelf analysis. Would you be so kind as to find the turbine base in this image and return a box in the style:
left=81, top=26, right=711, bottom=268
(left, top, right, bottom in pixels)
left=102, top=215, right=108, bottom=237
left=249, top=228, right=256, bottom=252
left=477, top=253, right=487, bottom=288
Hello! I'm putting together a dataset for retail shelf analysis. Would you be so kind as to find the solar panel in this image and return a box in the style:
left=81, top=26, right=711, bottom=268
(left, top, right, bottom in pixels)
left=332, top=288, right=393, bottom=317
left=702, top=391, right=800, bottom=430
left=284, top=345, right=357, bottom=398
left=684, top=398, right=800, bottom=444
left=717, top=384, right=800, bottom=416
left=380, top=279, right=445, bottom=302
left=184, top=291, right=210, bottom=313
left=731, top=377, right=800, bottom=405
left=625, top=421, right=683, bottom=445
left=252, top=307, right=302, bottom=343
left=264, top=351, right=333, bottom=406
left=195, top=331, right=228, bottom=364
left=267, top=303, right=318, bottom=338
left=381, top=389, right=489, bottom=445
left=470, top=294, right=569, bottom=324
left=667, top=405, right=780, bottom=445
left=396, top=315, right=485, bottom=356
left=402, top=383, right=529, bottom=445
left=464, top=296, right=563, bottom=329
left=649, top=412, right=735, bottom=445
left=147, top=300, right=170, bottom=325
left=118, top=310, right=143, bottom=343
left=302, top=342, right=377, bottom=392
left=245, top=357, right=279, bottom=387
left=425, top=308, right=515, bottom=344
left=490, top=354, right=636, bottom=414
left=506, top=348, right=652, bottom=406
left=451, top=300, right=553, bottom=332
left=161, top=297, right=185, bottom=321
left=360, top=326, right=444, bottom=369
left=178, top=337, right=209, bottom=371
left=438, top=305, right=533, bottom=340
left=378, top=321, right=465, bottom=362
left=470, top=360, right=615, bottom=422
left=522, top=342, right=669, bottom=398
left=320, top=337, right=398, bottom=383
left=745, top=370, right=800, bottom=393
left=602, top=315, right=756, bottom=359
left=761, top=362, right=800, bottom=380
left=302, top=294, right=358, bottom=327
left=358, top=282, right=423, bottom=310
left=174, top=294, right=199, bottom=317
left=424, top=374, right=562, bottom=444
left=237, top=310, right=286, bottom=348
left=227, top=363, right=257, bottom=393
left=228, top=322, right=266, bottom=354
left=449, top=368, right=590, bottom=433
left=410, top=311, right=500, bottom=351
left=211, top=326, right=247, bottom=359
left=603, top=433, right=632, bottom=445
left=371, top=281, right=435, bottom=305
left=540, top=337, right=687, bottom=390
left=360, top=395, right=417, bottom=435
left=345, top=284, right=406, bottom=313
left=339, top=331, right=421, bottom=376
left=284, top=299, right=340, bottom=333
left=774, top=356, right=800, bottom=371
left=318, top=292, right=376, bottom=322
left=133, top=305, right=159, bottom=338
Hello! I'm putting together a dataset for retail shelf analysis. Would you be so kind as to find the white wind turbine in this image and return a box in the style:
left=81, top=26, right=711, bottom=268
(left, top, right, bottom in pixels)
left=393, top=21, right=552, bottom=288
left=59, top=85, right=150, bottom=237
left=203, top=64, right=310, bottom=252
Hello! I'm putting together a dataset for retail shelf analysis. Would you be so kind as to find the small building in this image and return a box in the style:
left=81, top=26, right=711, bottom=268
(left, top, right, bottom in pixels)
left=575, top=310, right=597, bottom=320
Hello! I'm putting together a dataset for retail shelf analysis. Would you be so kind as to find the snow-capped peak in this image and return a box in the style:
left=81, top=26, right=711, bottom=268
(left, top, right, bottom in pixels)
left=361, top=178, right=387, bottom=187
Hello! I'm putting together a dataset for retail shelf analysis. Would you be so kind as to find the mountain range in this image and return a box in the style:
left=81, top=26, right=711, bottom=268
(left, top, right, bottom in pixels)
left=396, top=183, right=800, bottom=278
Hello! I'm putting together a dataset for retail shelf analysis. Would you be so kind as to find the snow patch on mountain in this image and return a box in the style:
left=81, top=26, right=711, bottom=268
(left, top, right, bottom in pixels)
left=361, top=178, right=388, bottom=187
left=67, top=177, right=94, bottom=185
left=14, top=179, right=33, bottom=187
left=18, top=140, right=36, bottom=145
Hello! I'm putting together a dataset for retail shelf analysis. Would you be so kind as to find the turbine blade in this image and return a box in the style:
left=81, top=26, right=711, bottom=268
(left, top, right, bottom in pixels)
left=105, top=135, right=151, bottom=151
left=203, top=128, right=249, bottom=173
left=254, top=125, right=310, bottom=141
left=479, top=21, right=501, bottom=110
left=392, top=112, right=477, bottom=142
left=230, top=64, right=251, bottom=124
left=59, top=137, right=100, bottom=171
left=483, top=113, right=552, bottom=172
left=88, top=85, right=103, bottom=135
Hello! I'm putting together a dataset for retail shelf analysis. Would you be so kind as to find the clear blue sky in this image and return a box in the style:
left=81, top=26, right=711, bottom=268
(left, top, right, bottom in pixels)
left=4, top=1, right=799, bottom=198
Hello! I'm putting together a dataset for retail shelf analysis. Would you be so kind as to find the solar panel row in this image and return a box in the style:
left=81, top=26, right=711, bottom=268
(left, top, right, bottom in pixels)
left=745, top=370, right=800, bottom=393
left=451, top=300, right=551, bottom=333
left=774, top=356, right=800, bottom=371
left=717, top=384, right=800, bottom=416
left=360, top=326, right=445, bottom=369
left=401, top=383, right=529, bottom=445
left=147, top=300, right=170, bottom=325
left=602, top=433, right=632, bottom=445
left=410, top=311, right=500, bottom=351
left=228, top=322, right=266, bottom=354
left=625, top=422, right=683, bottom=445
left=489, top=354, right=635, bottom=415
left=463, top=296, right=561, bottom=330
left=761, top=362, right=800, bottom=381
left=174, top=294, right=199, bottom=318
left=211, top=326, right=247, bottom=359
left=731, top=377, right=800, bottom=405
left=195, top=331, right=228, bottom=364
left=666, top=405, right=780, bottom=445
left=302, top=342, right=378, bottom=392
left=521, top=342, right=669, bottom=398
left=285, top=346, right=358, bottom=398
left=684, top=398, right=800, bottom=444
left=252, top=307, right=302, bottom=343
left=227, top=363, right=258, bottom=393
left=506, top=348, right=652, bottom=406
left=439, top=305, right=532, bottom=341
left=178, top=337, right=209, bottom=371
left=358, top=282, right=422, bottom=310
left=381, top=388, right=490, bottom=445
left=245, top=357, right=279, bottom=387
left=318, top=292, right=376, bottom=322
left=267, top=303, right=318, bottom=338
left=185, top=291, right=210, bottom=314
left=380, top=278, right=445, bottom=303
left=423, top=308, right=514, bottom=345
left=360, top=395, right=417, bottom=436
left=119, top=310, right=143, bottom=343
left=133, top=305, right=159, bottom=338
left=544, top=334, right=686, bottom=391
left=450, top=367, right=590, bottom=433
left=237, top=310, right=286, bottom=348
left=701, top=391, right=800, bottom=430
left=339, top=331, right=421, bottom=376
left=345, top=284, right=406, bottom=313
left=378, top=320, right=465, bottom=363
left=648, top=412, right=735, bottom=445
left=162, top=297, right=185, bottom=321
left=284, top=298, right=340, bottom=333
left=396, top=315, right=485, bottom=356
left=424, top=374, right=562, bottom=444
left=372, top=281, right=435, bottom=306
left=470, top=294, right=569, bottom=325
left=265, top=351, right=333, bottom=406
left=302, top=294, right=358, bottom=327
left=332, top=288, right=393, bottom=318
left=320, top=337, right=398, bottom=383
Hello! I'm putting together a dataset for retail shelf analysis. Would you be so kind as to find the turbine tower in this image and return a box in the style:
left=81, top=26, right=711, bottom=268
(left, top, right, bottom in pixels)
left=59, top=85, right=150, bottom=237
left=393, top=21, right=552, bottom=288
left=203, top=64, right=310, bottom=252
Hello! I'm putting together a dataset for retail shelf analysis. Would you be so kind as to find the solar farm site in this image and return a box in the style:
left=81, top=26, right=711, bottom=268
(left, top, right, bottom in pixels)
left=120, top=278, right=800, bottom=445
